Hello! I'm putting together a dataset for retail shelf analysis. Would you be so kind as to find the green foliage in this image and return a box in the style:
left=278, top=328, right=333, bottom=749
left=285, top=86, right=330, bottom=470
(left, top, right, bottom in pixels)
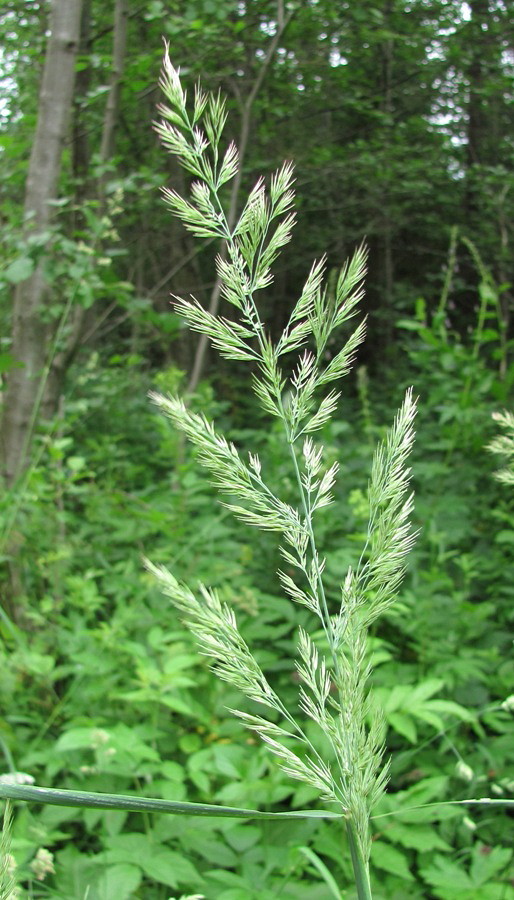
left=1, top=8, right=514, bottom=898
left=2, top=304, right=513, bottom=897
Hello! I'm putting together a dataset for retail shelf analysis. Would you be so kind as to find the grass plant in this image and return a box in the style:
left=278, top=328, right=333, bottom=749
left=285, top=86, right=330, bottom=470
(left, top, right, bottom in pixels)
left=146, top=47, right=418, bottom=897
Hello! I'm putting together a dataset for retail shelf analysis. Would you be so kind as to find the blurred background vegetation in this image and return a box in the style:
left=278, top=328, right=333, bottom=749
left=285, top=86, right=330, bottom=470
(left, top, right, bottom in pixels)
left=0, top=1, right=513, bottom=897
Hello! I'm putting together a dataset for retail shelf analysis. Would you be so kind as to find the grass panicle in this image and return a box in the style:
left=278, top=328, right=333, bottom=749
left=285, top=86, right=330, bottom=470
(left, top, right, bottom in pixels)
left=147, top=48, right=418, bottom=897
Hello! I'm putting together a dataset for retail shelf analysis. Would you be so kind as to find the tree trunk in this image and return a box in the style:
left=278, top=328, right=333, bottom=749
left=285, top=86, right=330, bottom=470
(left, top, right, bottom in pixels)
left=99, top=0, right=128, bottom=178
left=41, top=0, right=130, bottom=420
left=464, top=0, right=489, bottom=230
left=1, top=0, right=83, bottom=486
left=72, top=0, right=93, bottom=193
left=378, top=4, right=394, bottom=349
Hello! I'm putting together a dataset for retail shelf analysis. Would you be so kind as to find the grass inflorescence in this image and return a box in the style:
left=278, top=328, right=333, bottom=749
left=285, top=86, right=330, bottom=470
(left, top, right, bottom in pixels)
left=148, top=46, right=418, bottom=898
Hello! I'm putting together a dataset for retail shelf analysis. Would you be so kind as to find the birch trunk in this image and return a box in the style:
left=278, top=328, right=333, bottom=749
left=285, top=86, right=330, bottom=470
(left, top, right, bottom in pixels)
left=42, top=0, right=129, bottom=419
left=1, top=0, right=83, bottom=486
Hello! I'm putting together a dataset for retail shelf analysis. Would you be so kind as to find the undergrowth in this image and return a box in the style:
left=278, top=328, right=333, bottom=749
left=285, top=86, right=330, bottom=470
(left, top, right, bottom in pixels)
left=0, top=48, right=513, bottom=900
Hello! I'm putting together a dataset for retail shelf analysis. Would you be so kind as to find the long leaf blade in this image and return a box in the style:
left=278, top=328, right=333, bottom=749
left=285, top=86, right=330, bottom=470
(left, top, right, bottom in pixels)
left=0, top=784, right=342, bottom=820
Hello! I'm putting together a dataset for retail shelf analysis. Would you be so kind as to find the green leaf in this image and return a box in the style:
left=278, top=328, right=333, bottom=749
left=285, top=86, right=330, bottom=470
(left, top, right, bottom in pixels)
left=469, top=845, right=512, bottom=886
left=184, top=835, right=238, bottom=867
left=298, top=846, right=344, bottom=899
left=478, top=283, right=497, bottom=305
left=384, top=823, right=451, bottom=853
left=421, top=855, right=474, bottom=891
left=495, top=529, right=514, bottom=545
left=407, top=678, right=445, bottom=702
left=96, top=864, right=141, bottom=899
left=4, top=256, right=34, bottom=284
left=424, top=699, right=475, bottom=722
left=215, top=892, right=252, bottom=900
left=140, top=847, right=201, bottom=889
left=67, top=456, right=86, bottom=472
left=371, top=841, right=414, bottom=881
left=55, top=727, right=106, bottom=752
left=0, top=783, right=343, bottom=819
left=0, top=352, right=24, bottom=373
left=388, top=711, right=417, bottom=743
left=396, top=318, right=425, bottom=331
left=225, top=825, right=261, bottom=853
left=144, top=0, right=164, bottom=19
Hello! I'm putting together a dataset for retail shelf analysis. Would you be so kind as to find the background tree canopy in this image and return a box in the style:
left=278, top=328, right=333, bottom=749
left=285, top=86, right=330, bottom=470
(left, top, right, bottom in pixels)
left=0, top=1, right=513, bottom=897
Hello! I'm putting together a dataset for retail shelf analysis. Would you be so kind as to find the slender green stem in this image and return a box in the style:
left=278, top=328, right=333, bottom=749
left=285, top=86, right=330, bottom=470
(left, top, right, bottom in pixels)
left=372, top=797, right=514, bottom=820
left=436, top=225, right=458, bottom=326
left=346, top=820, right=372, bottom=900
left=0, top=738, right=16, bottom=775
left=287, top=434, right=340, bottom=669
left=285, top=420, right=374, bottom=897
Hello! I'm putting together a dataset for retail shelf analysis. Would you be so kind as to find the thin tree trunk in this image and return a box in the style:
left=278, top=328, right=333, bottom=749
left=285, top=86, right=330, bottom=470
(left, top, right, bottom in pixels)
left=72, top=0, right=93, bottom=194
left=43, top=0, right=129, bottom=420
left=1, top=0, right=83, bottom=486
left=379, top=9, right=394, bottom=348
left=187, top=0, right=295, bottom=393
left=464, top=0, right=488, bottom=238
left=99, top=0, right=128, bottom=176
left=460, top=0, right=491, bottom=332
left=465, top=0, right=488, bottom=176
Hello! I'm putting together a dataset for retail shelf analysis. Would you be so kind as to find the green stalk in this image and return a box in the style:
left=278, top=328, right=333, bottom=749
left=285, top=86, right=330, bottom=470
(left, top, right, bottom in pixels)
left=346, top=820, right=372, bottom=900
left=436, top=225, right=458, bottom=328
left=287, top=434, right=339, bottom=668
left=286, top=426, right=373, bottom=898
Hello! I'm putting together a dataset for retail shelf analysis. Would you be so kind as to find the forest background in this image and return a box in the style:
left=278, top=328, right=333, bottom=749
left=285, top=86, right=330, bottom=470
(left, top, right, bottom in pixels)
left=0, top=0, right=513, bottom=897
